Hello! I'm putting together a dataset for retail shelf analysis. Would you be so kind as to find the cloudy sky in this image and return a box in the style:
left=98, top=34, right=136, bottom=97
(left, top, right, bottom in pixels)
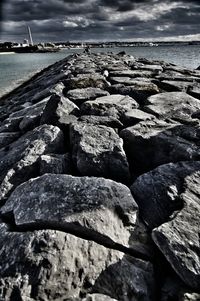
left=0, top=0, right=200, bottom=42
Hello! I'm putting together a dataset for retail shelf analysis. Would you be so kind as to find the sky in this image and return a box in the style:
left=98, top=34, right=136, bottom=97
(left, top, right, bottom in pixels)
left=0, top=0, right=200, bottom=42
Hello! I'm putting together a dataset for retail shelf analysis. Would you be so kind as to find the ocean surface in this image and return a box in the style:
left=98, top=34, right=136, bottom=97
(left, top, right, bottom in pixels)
left=0, top=45, right=199, bottom=98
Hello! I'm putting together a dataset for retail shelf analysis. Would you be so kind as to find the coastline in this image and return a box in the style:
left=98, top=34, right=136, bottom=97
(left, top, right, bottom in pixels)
left=0, top=52, right=200, bottom=300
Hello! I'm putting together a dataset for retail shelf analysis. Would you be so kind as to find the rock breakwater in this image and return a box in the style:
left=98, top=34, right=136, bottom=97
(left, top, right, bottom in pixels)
left=0, top=52, right=200, bottom=300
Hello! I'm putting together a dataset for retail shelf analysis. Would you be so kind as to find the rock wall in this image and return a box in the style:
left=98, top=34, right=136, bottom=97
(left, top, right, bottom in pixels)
left=0, top=52, right=200, bottom=300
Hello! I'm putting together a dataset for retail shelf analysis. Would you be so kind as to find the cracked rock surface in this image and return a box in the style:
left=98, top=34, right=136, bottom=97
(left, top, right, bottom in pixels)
left=0, top=52, right=200, bottom=300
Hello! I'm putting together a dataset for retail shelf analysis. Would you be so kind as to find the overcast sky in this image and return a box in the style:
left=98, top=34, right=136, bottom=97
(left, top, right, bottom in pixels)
left=0, top=0, right=200, bottom=42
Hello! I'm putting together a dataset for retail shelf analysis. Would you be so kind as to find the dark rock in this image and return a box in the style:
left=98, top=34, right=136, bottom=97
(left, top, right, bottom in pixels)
left=187, top=85, right=200, bottom=100
left=1, top=174, right=137, bottom=249
left=40, top=153, right=72, bottom=175
left=120, top=119, right=200, bottom=175
left=66, top=87, right=109, bottom=106
left=40, top=93, right=79, bottom=129
left=155, top=70, right=199, bottom=82
left=0, top=132, right=20, bottom=148
left=157, top=80, right=192, bottom=92
left=31, top=82, right=65, bottom=104
left=152, top=165, right=200, bottom=290
left=70, top=122, right=130, bottom=183
left=144, top=92, right=200, bottom=122
left=79, top=115, right=123, bottom=128
left=0, top=124, right=64, bottom=203
left=0, top=117, right=22, bottom=133
left=130, top=161, right=200, bottom=228
left=9, top=98, right=48, bottom=119
left=81, top=94, right=138, bottom=120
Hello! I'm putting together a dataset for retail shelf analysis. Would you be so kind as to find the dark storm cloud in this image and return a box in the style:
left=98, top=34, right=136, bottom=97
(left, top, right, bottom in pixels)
left=0, top=0, right=200, bottom=42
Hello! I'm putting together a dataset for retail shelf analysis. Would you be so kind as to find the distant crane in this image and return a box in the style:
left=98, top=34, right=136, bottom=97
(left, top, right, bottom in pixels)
left=27, top=26, right=33, bottom=46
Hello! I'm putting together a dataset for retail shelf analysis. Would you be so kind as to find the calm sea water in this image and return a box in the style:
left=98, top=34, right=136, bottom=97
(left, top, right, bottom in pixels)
left=0, top=45, right=199, bottom=97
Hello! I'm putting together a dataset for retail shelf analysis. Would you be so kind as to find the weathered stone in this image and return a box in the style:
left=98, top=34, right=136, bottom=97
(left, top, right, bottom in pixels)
left=0, top=132, right=20, bottom=148
left=1, top=173, right=138, bottom=249
left=79, top=115, right=123, bottom=128
left=40, top=93, right=79, bottom=129
left=152, top=167, right=200, bottom=290
left=131, top=161, right=200, bottom=228
left=0, top=117, right=22, bottom=133
left=109, top=81, right=159, bottom=104
left=188, top=85, right=200, bottom=100
left=64, top=74, right=110, bottom=90
left=9, top=98, right=48, bottom=119
left=0, top=124, right=64, bottom=202
left=155, top=70, right=199, bottom=82
left=120, top=119, right=200, bottom=175
left=122, top=109, right=155, bottom=126
left=70, top=122, right=130, bottom=183
left=179, top=292, right=200, bottom=301
left=132, top=64, right=163, bottom=72
left=40, top=153, right=72, bottom=175
left=31, top=82, right=65, bottom=104
left=66, top=87, right=109, bottom=105
left=144, top=92, right=200, bottom=121
left=83, top=294, right=118, bottom=301
left=157, top=80, right=192, bottom=92
left=0, top=221, right=154, bottom=300
left=81, top=94, right=138, bottom=120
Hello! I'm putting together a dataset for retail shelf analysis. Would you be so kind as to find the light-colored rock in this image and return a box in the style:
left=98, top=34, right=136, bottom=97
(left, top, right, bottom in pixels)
left=66, top=87, right=109, bottom=105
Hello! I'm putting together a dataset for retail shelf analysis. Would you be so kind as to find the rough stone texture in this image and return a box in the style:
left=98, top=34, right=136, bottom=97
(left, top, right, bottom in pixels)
left=0, top=222, right=154, bottom=301
left=79, top=115, right=123, bottom=129
left=0, top=124, right=64, bottom=202
left=1, top=174, right=138, bottom=250
left=66, top=87, right=109, bottom=105
left=81, top=94, right=138, bottom=121
left=64, top=74, right=110, bottom=90
left=108, top=81, right=159, bottom=104
left=70, top=122, right=130, bottom=183
left=130, top=161, right=200, bottom=290
left=40, top=153, right=72, bottom=175
left=144, top=92, right=200, bottom=122
left=123, top=109, right=155, bottom=126
left=40, top=93, right=79, bottom=129
left=0, top=132, right=20, bottom=148
left=120, top=119, right=200, bottom=175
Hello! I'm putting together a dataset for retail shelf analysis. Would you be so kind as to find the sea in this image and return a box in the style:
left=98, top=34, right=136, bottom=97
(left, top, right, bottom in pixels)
left=0, top=45, right=199, bottom=98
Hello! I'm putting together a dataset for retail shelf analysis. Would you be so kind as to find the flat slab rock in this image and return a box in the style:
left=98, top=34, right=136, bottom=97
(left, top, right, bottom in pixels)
left=81, top=94, right=138, bottom=120
left=144, top=92, right=200, bottom=122
left=0, top=124, right=64, bottom=202
left=66, top=87, right=109, bottom=105
left=70, top=122, right=130, bottom=183
left=120, top=119, right=200, bottom=175
left=0, top=223, right=155, bottom=301
left=1, top=174, right=138, bottom=249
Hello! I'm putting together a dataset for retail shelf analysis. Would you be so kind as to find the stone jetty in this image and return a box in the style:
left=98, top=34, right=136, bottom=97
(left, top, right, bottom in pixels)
left=0, top=52, right=200, bottom=301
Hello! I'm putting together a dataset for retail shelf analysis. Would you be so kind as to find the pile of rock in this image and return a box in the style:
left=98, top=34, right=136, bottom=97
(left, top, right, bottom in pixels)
left=0, top=52, right=200, bottom=300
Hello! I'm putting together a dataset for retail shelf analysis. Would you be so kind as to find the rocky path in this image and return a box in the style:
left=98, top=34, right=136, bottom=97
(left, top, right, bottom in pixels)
left=0, top=52, right=200, bottom=300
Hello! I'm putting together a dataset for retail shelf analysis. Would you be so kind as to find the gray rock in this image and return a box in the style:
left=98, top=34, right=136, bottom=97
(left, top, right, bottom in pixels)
left=188, top=85, right=200, bottom=100
left=144, top=92, right=200, bottom=122
left=157, top=80, right=193, bottom=92
left=64, top=74, right=110, bottom=90
left=79, top=115, right=123, bottom=128
left=120, top=119, right=200, bottom=175
left=155, top=70, right=200, bottom=82
left=132, top=64, right=163, bottom=72
left=0, top=222, right=154, bottom=301
left=0, top=124, right=64, bottom=202
left=179, top=292, right=200, bottom=301
left=67, top=88, right=109, bottom=105
left=9, top=98, right=48, bottom=119
left=109, top=81, right=159, bottom=104
left=122, top=109, right=155, bottom=126
left=152, top=167, right=200, bottom=290
left=1, top=174, right=138, bottom=249
left=40, top=153, right=72, bottom=175
left=0, top=117, right=22, bottom=133
left=70, top=122, right=130, bottom=183
left=130, top=161, right=200, bottom=228
left=81, top=94, right=138, bottom=120
left=0, top=132, right=20, bottom=148
left=40, top=93, right=79, bottom=129
left=31, top=82, right=65, bottom=104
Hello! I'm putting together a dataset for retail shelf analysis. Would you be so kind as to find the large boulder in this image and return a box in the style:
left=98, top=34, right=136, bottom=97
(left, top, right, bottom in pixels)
left=130, top=161, right=200, bottom=228
left=40, top=93, right=79, bottom=129
left=81, top=94, right=138, bottom=121
left=64, top=74, right=110, bottom=90
left=0, top=222, right=154, bottom=300
left=70, top=122, right=130, bottom=183
left=66, top=87, right=109, bottom=106
left=0, top=124, right=64, bottom=203
left=1, top=173, right=138, bottom=252
left=152, top=167, right=200, bottom=290
left=120, top=119, right=200, bottom=175
left=144, top=92, right=200, bottom=122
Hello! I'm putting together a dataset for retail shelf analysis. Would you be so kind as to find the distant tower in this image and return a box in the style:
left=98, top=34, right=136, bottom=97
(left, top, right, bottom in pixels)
left=27, top=26, right=33, bottom=46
